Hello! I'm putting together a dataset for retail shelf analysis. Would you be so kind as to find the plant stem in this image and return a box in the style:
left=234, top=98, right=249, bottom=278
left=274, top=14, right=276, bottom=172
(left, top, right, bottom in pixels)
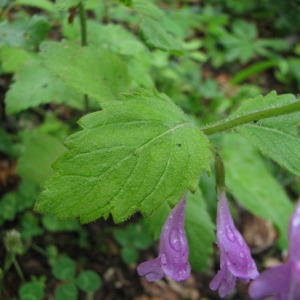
left=201, top=101, right=300, bottom=136
left=78, top=2, right=87, bottom=47
left=12, top=256, right=25, bottom=282
left=78, top=1, right=89, bottom=112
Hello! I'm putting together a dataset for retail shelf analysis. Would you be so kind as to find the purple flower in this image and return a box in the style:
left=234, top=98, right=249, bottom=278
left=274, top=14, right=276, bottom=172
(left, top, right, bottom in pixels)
left=210, top=192, right=259, bottom=297
left=137, top=194, right=191, bottom=282
left=249, top=199, right=300, bottom=300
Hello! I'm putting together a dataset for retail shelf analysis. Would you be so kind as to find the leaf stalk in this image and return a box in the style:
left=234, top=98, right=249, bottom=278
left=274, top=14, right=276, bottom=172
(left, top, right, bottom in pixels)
left=201, top=101, right=300, bottom=136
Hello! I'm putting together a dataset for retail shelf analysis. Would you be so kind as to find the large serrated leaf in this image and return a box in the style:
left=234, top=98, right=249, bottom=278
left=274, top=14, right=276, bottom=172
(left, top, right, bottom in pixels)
left=35, top=90, right=211, bottom=223
left=221, top=133, right=294, bottom=248
left=39, top=41, right=130, bottom=103
left=238, top=113, right=300, bottom=176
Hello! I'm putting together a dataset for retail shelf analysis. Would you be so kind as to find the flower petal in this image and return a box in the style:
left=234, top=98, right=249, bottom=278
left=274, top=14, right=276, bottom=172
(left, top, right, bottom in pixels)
left=248, top=262, right=291, bottom=300
left=159, top=194, right=191, bottom=281
left=289, top=199, right=300, bottom=260
left=137, top=258, right=164, bottom=282
left=217, top=192, right=259, bottom=280
left=210, top=263, right=236, bottom=298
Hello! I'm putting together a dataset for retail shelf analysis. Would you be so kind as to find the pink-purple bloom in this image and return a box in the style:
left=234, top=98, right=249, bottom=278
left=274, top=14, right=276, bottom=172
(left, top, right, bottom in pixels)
left=137, top=194, right=191, bottom=282
left=248, top=199, right=300, bottom=300
left=210, top=192, right=259, bottom=297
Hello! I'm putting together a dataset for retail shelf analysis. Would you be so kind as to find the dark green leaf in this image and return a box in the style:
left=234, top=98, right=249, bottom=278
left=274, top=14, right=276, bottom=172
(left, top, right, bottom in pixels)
left=76, top=270, right=102, bottom=292
left=55, top=283, right=77, bottom=300
left=53, top=256, right=76, bottom=280
left=19, top=282, right=44, bottom=300
left=17, top=131, right=66, bottom=185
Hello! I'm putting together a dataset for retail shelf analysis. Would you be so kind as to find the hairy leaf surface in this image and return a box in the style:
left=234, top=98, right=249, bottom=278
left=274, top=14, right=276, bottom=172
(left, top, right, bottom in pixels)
left=35, top=90, right=210, bottom=223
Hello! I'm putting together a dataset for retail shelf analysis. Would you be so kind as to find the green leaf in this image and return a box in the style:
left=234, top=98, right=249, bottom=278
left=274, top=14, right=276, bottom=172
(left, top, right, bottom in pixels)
left=230, top=91, right=298, bottom=118
left=0, top=193, right=17, bottom=221
left=140, top=18, right=183, bottom=56
left=42, top=214, right=80, bottom=232
left=35, top=90, right=210, bottom=223
left=19, top=282, right=44, bottom=300
left=14, top=0, right=54, bottom=11
left=17, top=131, right=66, bottom=185
left=0, top=46, right=32, bottom=74
left=53, top=256, right=76, bottom=280
left=5, top=58, right=84, bottom=114
left=121, top=246, right=138, bottom=264
left=0, top=16, right=50, bottom=49
left=55, top=283, right=77, bottom=300
left=39, top=41, right=130, bottom=103
left=185, top=189, right=215, bottom=271
left=221, top=133, right=294, bottom=248
left=133, top=0, right=164, bottom=20
left=238, top=114, right=300, bottom=176
left=16, top=180, right=40, bottom=212
left=54, top=0, right=79, bottom=10
left=76, top=270, right=102, bottom=292
left=232, top=92, right=300, bottom=175
left=20, top=212, right=43, bottom=239
left=0, top=128, right=18, bottom=156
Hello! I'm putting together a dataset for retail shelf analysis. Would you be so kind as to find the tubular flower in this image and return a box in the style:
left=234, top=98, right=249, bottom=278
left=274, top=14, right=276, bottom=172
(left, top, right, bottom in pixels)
left=249, top=199, right=300, bottom=300
left=137, top=194, right=191, bottom=282
left=210, top=192, right=259, bottom=297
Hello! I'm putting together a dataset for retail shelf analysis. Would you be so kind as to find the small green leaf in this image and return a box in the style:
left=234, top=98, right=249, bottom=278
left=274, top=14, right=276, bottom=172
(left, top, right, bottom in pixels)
left=53, top=256, right=76, bottom=280
left=54, top=0, right=79, bottom=10
left=133, top=0, right=164, bottom=20
left=237, top=112, right=300, bottom=176
left=221, top=133, right=294, bottom=248
left=121, top=246, right=138, bottom=264
left=42, top=214, right=80, bottom=232
left=76, top=270, right=102, bottom=292
left=20, top=212, right=43, bottom=239
left=19, top=282, right=44, bottom=300
left=55, top=283, right=77, bottom=300
left=5, top=58, right=84, bottom=114
left=0, top=193, right=17, bottom=221
left=17, top=131, right=66, bottom=185
left=230, top=91, right=298, bottom=118
left=40, top=41, right=130, bottom=103
left=35, top=90, right=210, bottom=223
left=0, top=16, right=50, bottom=49
left=0, top=46, right=32, bottom=74
left=14, top=0, right=54, bottom=11
left=140, top=18, right=183, bottom=56
left=231, top=92, right=300, bottom=175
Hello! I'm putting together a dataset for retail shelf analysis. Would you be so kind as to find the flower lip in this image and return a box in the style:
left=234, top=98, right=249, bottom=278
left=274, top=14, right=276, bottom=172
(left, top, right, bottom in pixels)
left=137, top=193, right=191, bottom=282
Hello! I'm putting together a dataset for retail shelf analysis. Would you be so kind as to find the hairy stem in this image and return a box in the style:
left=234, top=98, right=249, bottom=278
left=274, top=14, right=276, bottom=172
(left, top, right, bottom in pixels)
left=78, top=2, right=89, bottom=112
left=201, top=101, right=300, bottom=136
